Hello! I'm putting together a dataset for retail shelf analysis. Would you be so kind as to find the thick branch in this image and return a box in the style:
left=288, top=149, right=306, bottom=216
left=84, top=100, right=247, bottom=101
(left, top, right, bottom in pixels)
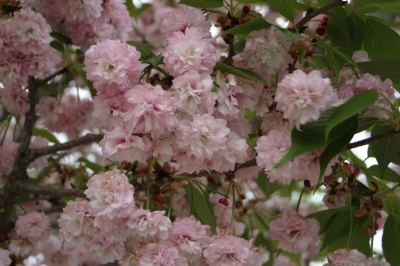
left=29, top=133, right=103, bottom=160
left=31, top=67, right=69, bottom=88
left=346, top=129, right=400, bottom=150
left=294, top=0, right=346, bottom=33
left=15, top=182, right=85, bottom=198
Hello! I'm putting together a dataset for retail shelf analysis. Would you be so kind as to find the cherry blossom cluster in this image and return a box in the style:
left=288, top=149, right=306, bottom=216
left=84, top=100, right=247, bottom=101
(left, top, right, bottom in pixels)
left=324, top=248, right=390, bottom=266
left=57, top=171, right=268, bottom=265
left=20, top=0, right=133, bottom=50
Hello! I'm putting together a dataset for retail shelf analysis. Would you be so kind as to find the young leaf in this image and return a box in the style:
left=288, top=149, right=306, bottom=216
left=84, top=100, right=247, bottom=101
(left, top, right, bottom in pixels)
left=275, top=108, right=357, bottom=168
left=183, top=184, right=217, bottom=233
left=364, top=17, right=400, bottom=60
left=50, top=31, right=72, bottom=45
left=357, top=59, right=400, bottom=84
left=77, top=157, right=104, bottom=173
left=178, top=0, right=223, bottom=9
left=256, top=171, right=280, bottom=197
left=126, top=41, right=156, bottom=61
left=233, top=40, right=246, bottom=54
left=383, top=214, right=400, bottom=265
left=356, top=117, right=380, bottom=133
left=318, top=116, right=358, bottom=183
left=277, top=28, right=304, bottom=42
left=215, top=62, right=269, bottom=85
left=370, top=122, right=400, bottom=177
left=50, top=41, right=64, bottom=52
left=325, top=90, right=378, bottom=141
left=266, top=0, right=294, bottom=22
left=307, top=208, right=341, bottom=233
left=358, top=2, right=400, bottom=14
left=320, top=208, right=351, bottom=250
left=365, top=165, right=400, bottom=183
left=32, top=128, right=60, bottom=144
left=224, top=18, right=272, bottom=35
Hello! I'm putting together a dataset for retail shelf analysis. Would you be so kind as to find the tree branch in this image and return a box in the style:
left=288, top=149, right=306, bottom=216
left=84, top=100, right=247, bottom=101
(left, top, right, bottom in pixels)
left=15, top=182, right=85, bottom=198
left=346, top=129, right=400, bottom=150
left=293, top=0, right=346, bottom=33
left=29, top=133, right=103, bottom=160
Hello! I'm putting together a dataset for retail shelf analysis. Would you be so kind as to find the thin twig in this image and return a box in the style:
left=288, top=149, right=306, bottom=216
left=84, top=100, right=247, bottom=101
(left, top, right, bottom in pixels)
left=346, top=129, right=400, bottom=150
left=15, top=182, right=85, bottom=198
left=29, top=133, right=104, bottom=160
left=293, top=0, right=346, bottom=33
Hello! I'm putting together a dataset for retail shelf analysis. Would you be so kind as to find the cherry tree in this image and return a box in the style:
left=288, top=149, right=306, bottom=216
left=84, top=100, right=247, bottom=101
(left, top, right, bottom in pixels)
left=0, top=0, right=399, bottom=265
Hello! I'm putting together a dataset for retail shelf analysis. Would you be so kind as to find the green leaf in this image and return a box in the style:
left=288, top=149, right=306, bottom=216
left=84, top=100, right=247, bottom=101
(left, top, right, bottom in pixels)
left=126, top=41, right=156, bottom=61
left=125, top=1, right=151, bottom=18
left=357, top=59, right=400, bottom=84
left=383, top=214, right=400, bottom=265
left=307, top=208, right=341, bottom=233
left=365, top=165, right=400, bottom=183
left=294, top=2, right=309, bottom=11
left=318, top=116, right=358, bottom=183
left=325, top=90, right=378, bottom=141
left=178, top=0, right=223, bottom=8
left=32, top=128, right=60, bottom=144
left=324, top=8, right=353, bottom=56
left=356, top=117, right=380, bottom=133
left=364, top=17, right=400, bottom=60
left=77, top=157, right=103, bottom=173
left=275, top=108, right=357, bottom=168
left=383, top=194, right=400, bottom=214
left=256, top=171, right=280, bottom=197
left=50, top=31, right=72, bottom=44
left=144, top=54, right=164, bottom=69
left=266, top=0, right=294, bottom=22
left=74, top=67, right=96, bottom=97
left=50, top=41, right=64, bottom=52
left=353, top=0, right=400, bottom=15
left=233, top=40, right=246, bottom=54
left=215, top=62, right=269, bottom=85
left=320, top=208, right=351, bottom=250
left=224, top=18, right=272, bottom=35
left=277, top=28, right=304, bottom=42
left=370, top=122, right=400, bottom=177
left=359, top=2, right=400, bottom=14
left=183, top=184, right=217, bottom=233
left=347, top=12, right=364, bottom=52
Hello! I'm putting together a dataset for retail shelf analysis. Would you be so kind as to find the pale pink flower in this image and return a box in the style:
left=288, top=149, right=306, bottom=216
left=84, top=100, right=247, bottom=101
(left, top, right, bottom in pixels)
left=175, top=114, right=230, bottom=162
left=0, top=141, right=19, bottom=175
left=127, top=209, right=172, bottom=242
left=169, top=216, right=211, bottom=262
left=171, top=189, right=190, bottom=219
left=84, top=39, right=145, bottom=96
left=36, top=96, right=63, bottom=125
left=226, top=117, right=252, bottom=139
left=89, top=234, right=126, bottom=264
left=216, top=84, right=250, bottom=119
left=0, top=87, right=30, bottom=115
left=92, top=93, right=132, bottom=130
left=15, top=212, right=50, bottom=242
left=259, top=110, right=290, bottom=135
left=58, top=200, right=94, bottom=239
left=8, top=238, right=33, bottom=257
left=238, top=79, right=272, bottom=116
left=322, top=187, right=348, bottom=209
left=275, top=69, right=335, bottom=129
left=85, top=171, right=135, bottom=219
left=238, top=27, right=292, bottom=77
left=269, top=210, right=320, bottom=254
left=99, top=127, right=152, bottom=163
left=27, top=47, right=62, bottom=79
left=7, top=8, right=52, bottom=55
left=273, top=255, right=297, bottom=266
left=161, top=5, right=211, bottom=39
left=63, top=0, right=103, bottom=22
left=137, top=241, right=188, bottom=266
left=123, top=84, right=177, bottom=137
left=0, top=248, right=11, bottom=266
left=203, top=234, right=254, bottom=266
left=365, top=257, right=391, bottom=266
left=163, top=27, right=217, bottom=77
left=352, top=50, right=369, bottom=63
left=325, top=248, right=367, bottom=265
left=0, top=52, right=29, bottom=88
left=171, top=70, right=216, bottom=115
left=149, top=134, right=175, bottom=164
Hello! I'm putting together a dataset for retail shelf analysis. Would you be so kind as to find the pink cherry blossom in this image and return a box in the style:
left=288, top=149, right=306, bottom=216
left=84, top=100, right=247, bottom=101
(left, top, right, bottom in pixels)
left=84, top=39, right=145, bottom=96
left=63, top=0, right=103, bottom=22
left=325, top=248, right=367, bottom=265
left=275, top=69, right=335, bottom=129
left=15, top=212, right=50, bottom=242
left=137, top=241, right=188, bottom=266
left=6, top=8, right=52, bottom=55
left=127, top=209, right=172, bottom=242
left=238, top=27, right=292, bottom=77
left=163, top=27, right=217, bottom=77
left=99, top=127, right=152, bottom=163
left=0, top=248, right=11, bottom=266
left=269, top=210, right=320, bottom=254
left=160, top=5, right=211, bottom=39
left=203, top=234, right=259, bottom=266
left=0, top=140, right=19, bottom=175
left=0, top=87, right=30, bottom=115
left=85, top=171, right=135, bottom=219
left=171, top=70, right=216, bottom=115
left=123, top=84, right=177, bottom=137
